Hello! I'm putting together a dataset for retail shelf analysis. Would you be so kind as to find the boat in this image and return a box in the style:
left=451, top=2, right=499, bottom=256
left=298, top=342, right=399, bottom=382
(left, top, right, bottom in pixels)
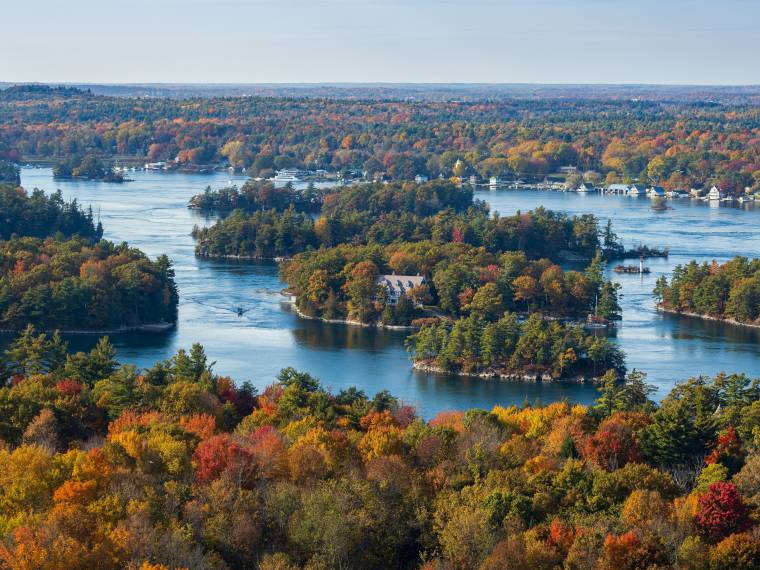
left=614, top=265, right=651, bottom=274
left=585, top=315, right=609, bottom=329
left=272, top=168, right=309, bottom=183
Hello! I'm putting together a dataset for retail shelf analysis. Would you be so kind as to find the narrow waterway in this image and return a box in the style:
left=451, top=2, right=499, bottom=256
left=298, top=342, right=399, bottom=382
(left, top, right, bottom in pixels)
left=8, top=169, right=760, bottom=416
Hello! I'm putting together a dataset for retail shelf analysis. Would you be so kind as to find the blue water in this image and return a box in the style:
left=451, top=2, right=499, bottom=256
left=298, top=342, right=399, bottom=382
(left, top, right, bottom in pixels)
left=9, top=169, right=760, bottom=416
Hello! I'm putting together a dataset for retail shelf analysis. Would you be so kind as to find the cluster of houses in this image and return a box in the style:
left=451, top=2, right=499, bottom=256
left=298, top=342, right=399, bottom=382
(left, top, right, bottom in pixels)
left=581, top=183, right=744, bottom=202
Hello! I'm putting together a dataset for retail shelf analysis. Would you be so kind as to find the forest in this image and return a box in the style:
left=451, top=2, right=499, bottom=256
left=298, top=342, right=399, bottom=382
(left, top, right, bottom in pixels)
left=0, top=184, right=102, bottom=241
left=0, top=184, right=177, bottom=331
left=1, top=84, right=758, bottom=194
left=189, top=182, right=325, bottom=213
left=0, top=333, right=759, bottom=569
left=0, top=237, right=178, bottom=331
left=281, top=242, right=621, bottom=325
left=654, top=257, right=760, bottom=325
left=193, top=181, right=605, bottom=262
left=406, top=313, right=624, bottom=379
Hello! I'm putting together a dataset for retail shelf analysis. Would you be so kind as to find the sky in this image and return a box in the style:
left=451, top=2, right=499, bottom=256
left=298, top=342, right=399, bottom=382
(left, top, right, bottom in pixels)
left=3, top=0, right=760, bottom=85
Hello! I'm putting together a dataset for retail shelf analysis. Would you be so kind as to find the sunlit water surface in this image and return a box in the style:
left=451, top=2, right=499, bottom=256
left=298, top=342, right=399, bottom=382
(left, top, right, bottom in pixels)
left=8, top=169, right=760, bottom=416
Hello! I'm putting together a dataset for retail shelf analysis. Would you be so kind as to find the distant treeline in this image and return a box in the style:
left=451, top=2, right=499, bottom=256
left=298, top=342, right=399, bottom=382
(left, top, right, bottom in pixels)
left=1, top=85, right=757, bottom=192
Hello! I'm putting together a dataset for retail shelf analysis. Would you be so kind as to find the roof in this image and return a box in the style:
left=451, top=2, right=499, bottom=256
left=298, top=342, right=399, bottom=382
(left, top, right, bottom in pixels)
left=608, top=184, right=629, bottom=190
left=376, top=275, right=426, bottom=296
left=630, top=184, right=647, bottom=191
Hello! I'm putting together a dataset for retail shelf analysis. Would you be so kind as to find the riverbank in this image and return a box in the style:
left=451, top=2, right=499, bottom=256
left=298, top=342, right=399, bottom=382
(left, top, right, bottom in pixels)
left=656, top=305, right=760, bottom=330
left=412, top=361, right=596, bottom=383
left=0, top=321, right=175, bottom=336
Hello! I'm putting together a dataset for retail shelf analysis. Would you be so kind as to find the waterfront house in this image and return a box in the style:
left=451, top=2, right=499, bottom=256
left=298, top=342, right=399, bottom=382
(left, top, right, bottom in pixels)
left=648, top=186, right=665, bottom=197
left=376, top=274, right=427, bottom=305
left=708, top=186, right=724, bottom=201
left=489, top=176, right=502, bottom=189
left=689, top=188, right=704, bottom=198
left=577, top=182, right=596, bottom=193
left=414, top=174, right=429, bottom=183
left=607, top=183, right=629, bottom=194
left=627, top=184, right=646, bottom=196
left=666, top=189, right=689, bottom=199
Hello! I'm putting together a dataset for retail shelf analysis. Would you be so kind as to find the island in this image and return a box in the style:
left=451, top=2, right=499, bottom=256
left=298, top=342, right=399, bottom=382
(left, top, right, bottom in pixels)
left=53, top=154, right=125, bottom=183
left=0, top=184, right=178, bottom=332
left=655, top=257, right=760, bottom=326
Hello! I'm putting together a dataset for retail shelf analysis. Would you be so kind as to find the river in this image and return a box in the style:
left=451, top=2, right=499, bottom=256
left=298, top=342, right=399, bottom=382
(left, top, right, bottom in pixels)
left=9, top=168, right=760, bottom=416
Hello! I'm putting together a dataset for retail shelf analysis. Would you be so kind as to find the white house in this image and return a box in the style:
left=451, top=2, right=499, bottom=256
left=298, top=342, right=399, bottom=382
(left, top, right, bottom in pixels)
left=577, top=182, right=596, bottom=193
left=648, top=186, right=665, bottom=197
left=708, top=186, right=724, bottom=201
left=414, top=174, right=429, bottom=184
left=376, top=275, right=427, bottom=305
left=627, top=184, right=647, bottom=196
left=607, top=183, right=629, bottom=194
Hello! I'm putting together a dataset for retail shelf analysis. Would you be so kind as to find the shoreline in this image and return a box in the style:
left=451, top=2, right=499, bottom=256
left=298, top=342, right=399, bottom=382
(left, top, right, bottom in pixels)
left=656, top=305, right=760, bottom=330
left=411, top=361, right=597, bottom=383
left=290, top=303, right=418, bottom=331
left=196, top=253, right=292, bottom=263
left=0, top=321, right=175, bottom=336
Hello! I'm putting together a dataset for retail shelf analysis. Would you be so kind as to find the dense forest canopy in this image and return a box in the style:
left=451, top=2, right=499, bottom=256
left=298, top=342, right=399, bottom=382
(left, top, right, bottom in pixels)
left=0, top=237, right=178, bottom=331
left=0, top=185, right=177, bottom=331
left=0, top=183, right=102, bottom=241
left=0, top=332, right=759, bottom=569
left=1, top=86, right=758, bottom=192
left=193, top=181, right=606, bottom=262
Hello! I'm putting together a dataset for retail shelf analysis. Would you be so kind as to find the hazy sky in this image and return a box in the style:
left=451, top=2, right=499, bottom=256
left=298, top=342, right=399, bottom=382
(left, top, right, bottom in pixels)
left=4, top=0, right=759, bottom=85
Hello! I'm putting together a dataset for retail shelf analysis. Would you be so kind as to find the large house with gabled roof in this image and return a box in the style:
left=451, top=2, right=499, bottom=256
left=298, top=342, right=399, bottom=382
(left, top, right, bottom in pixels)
left=376, top=274, right=427, bottom=305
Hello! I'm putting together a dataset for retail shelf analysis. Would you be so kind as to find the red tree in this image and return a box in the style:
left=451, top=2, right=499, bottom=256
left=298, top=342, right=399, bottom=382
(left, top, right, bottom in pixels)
left=706, top=426, right=745, bottom=474
left=582, top=419, right=642, bottom=471
left=694, top=482, right=750, bottom=541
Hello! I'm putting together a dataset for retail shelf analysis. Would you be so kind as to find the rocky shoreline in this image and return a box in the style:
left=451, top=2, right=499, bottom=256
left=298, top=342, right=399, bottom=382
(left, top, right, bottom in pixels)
left=411, top=360, right=596, bottom=383
left=290, top=303, right=418, bottom=331
left=0, top=321, right=175, bottom=336
left=656, top=305, right=760, bottom=330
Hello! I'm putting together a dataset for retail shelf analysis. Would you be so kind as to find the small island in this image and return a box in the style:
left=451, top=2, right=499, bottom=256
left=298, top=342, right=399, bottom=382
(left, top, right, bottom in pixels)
left=406, top=312, right=624, bottom=381
left=654, top=257, right=760, bottom=326
left=53, top=154, right=125, bottom=183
